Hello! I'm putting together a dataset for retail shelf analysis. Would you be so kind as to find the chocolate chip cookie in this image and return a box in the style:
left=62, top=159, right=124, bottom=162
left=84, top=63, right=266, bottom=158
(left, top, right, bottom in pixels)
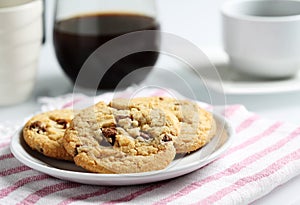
left=111, top=97, right=216, bottom=153
left=23, top=110, right=74, bottom=161
left=63, top=101, right=178, bottom=174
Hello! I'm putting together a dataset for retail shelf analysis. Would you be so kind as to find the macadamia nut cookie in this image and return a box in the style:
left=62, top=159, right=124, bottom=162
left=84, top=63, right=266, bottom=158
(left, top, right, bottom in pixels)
left=111, top=97, right=216, bottom=153
left=63, top=101, right=177, bottom=174
left=23, top=110, right=74, bottom=161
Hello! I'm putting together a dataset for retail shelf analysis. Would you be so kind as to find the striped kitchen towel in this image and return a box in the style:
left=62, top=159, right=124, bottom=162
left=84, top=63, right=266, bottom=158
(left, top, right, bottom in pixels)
left=1, top=88, right=300, bottom=205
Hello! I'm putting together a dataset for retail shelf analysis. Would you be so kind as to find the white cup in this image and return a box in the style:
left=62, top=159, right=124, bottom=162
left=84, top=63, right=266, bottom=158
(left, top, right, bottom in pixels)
left=0, top=0, right=43, bottom=106
left=222, top=0, right=300, bottom=79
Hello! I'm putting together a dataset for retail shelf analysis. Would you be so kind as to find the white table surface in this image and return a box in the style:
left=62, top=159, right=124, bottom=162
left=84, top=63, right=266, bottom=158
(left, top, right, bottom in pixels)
left=1, top=0, right=300, bottom=204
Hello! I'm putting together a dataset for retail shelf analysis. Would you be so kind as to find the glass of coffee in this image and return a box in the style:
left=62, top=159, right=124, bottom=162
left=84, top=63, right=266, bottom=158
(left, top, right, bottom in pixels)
left=53, top=0, right=160, bottom=90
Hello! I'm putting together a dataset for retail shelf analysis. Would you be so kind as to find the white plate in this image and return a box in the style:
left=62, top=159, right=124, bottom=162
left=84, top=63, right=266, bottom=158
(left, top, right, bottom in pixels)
left=10, top=113, right=233, bottom=186
left=201, top=48, right=300, bottom=95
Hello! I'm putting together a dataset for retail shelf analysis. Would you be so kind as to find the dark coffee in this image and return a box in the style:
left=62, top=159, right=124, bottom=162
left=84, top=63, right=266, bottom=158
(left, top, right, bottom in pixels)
left=53, top=13, right=160, bottom=89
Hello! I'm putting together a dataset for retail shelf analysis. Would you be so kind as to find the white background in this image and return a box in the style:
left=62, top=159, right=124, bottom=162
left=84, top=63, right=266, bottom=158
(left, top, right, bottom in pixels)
left=1, top=0, right=300, bottom=204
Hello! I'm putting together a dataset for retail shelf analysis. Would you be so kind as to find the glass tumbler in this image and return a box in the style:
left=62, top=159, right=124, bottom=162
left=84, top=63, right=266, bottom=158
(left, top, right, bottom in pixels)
left=53, top=0, right=160, bottom=90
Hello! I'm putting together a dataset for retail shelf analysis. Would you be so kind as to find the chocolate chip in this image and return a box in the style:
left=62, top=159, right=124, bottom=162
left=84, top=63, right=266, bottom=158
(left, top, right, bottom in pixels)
left=101, top=127, right=117, bottom=145
left=56, top=119, right=68, bottom=129
left=74, top=144, right=80, bottom=156
left=29, top=121, right=42, bottom=129
left=162, top=134, right=172, bottom=142
left=102, top=127, right=117, bottom=137
left=29, top=121, right=46, bottom=133
left=159, top=97, right=164, bottom=100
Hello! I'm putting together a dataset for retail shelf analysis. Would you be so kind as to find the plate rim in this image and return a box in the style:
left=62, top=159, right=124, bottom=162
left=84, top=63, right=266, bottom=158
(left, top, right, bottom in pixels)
left=10, top=112, right=234, bottom=185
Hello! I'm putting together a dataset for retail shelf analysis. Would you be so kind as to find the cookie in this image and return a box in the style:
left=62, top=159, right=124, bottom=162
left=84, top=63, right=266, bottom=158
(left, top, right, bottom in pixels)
left=63, top=101, right=177, bottom=174
left=23, top=110, right=74, bottom=161
left=110, top=97, right=216, bottom=153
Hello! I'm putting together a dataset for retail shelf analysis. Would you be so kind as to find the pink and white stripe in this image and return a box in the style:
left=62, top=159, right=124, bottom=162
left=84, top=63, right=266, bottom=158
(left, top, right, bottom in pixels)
left=197, top=148, right=300, bottom=205
left=153, top=126, right=300, bottom=205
